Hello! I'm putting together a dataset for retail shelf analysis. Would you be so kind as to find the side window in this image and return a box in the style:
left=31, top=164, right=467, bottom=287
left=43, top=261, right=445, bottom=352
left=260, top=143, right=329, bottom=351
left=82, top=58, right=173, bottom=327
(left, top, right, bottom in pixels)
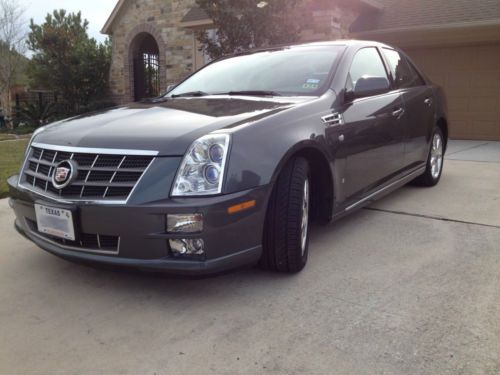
left=346, top=47, right=389, bottom=91
left=383, top=48, right=425, bottom=89
left=406, top=60, right=426, bottom=86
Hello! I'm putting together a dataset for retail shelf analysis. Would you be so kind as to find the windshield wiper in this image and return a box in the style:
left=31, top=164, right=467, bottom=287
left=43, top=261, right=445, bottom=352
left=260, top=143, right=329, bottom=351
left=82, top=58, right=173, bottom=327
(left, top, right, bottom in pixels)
left=171, top=90, right=282, bottom=98
left=215, top=90, right=282, bottom=97
left=171, top=91, right=209, bottom=98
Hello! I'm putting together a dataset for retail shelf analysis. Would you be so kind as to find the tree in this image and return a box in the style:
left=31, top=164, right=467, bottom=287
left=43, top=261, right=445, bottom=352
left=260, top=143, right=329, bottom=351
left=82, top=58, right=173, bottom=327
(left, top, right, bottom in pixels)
left=27, top=10, right=111, bottom=115
left=195, top=0, right=301, bottom=59
left=18, top=100, right=56, bottom=127
left=0, top=0, right=26, bottom=127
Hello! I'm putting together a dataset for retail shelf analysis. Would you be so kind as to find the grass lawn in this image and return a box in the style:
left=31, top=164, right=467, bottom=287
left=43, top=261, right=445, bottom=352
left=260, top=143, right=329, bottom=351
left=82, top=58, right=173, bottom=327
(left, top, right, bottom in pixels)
left=0, top=140, right=28, bottom=199
left=0, top=134, right=17, bottom=141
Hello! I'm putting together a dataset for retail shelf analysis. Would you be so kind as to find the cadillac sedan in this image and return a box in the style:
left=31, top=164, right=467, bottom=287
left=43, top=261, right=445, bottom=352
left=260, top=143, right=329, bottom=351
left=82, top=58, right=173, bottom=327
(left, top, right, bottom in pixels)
left=8, top=40, right=447, bottom=275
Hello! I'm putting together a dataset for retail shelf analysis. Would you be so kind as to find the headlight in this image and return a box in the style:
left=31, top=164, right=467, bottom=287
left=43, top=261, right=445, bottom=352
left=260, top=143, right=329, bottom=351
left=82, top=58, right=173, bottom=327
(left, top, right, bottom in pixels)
left=172, top=133, right=231, bottom=196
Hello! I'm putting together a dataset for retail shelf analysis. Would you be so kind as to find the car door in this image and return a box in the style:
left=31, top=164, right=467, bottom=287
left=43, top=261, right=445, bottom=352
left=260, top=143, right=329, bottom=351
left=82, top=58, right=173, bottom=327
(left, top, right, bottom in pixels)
left=331, top=47, right=406, bottom=203
left=381, top=48, right=435, bottom=168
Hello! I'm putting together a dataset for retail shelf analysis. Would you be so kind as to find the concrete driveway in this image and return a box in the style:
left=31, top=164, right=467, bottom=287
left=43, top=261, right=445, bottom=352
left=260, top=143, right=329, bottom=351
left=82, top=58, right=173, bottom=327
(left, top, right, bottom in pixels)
left=0, top=141, right=499, bottom=375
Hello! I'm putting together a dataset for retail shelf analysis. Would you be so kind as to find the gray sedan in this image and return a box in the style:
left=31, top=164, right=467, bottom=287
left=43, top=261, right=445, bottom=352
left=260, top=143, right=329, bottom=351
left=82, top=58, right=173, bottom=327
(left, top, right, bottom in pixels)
left=8, top=40, right=448, bottom=275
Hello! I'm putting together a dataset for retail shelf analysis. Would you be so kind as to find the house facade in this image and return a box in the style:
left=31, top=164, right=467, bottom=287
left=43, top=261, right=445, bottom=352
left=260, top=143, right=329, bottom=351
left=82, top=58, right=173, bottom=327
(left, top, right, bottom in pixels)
left=101, top=0, right=375, bottom=103
left=102, top=0, right=500, bottom=140
left=351, top=0, right=500, bottom=141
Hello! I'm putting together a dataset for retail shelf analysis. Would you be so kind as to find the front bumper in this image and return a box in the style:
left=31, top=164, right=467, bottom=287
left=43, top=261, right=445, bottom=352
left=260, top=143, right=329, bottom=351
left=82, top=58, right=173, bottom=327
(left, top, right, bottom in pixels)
left=8, top=175, right=269, bottom=275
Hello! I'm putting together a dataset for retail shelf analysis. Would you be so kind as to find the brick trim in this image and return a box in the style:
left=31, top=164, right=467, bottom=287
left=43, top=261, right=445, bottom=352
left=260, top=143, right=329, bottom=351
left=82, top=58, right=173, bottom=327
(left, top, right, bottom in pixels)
left=125, top=23, right=167, bottom=102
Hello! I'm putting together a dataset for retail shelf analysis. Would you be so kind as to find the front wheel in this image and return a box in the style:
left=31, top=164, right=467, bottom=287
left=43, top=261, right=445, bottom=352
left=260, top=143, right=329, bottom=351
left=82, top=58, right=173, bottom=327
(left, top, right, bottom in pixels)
left=260, top=157, right=310, bottom=273
left=414, top=127, right=445, bottom=186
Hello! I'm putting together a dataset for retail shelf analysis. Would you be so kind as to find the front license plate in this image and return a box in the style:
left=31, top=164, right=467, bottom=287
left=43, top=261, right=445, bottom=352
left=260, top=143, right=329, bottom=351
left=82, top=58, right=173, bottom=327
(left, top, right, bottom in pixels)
left=35, top=204, right=75, bottom=241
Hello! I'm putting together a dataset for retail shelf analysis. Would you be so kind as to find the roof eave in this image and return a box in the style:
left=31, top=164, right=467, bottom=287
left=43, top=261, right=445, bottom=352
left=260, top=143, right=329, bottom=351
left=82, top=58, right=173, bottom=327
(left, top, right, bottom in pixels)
left=351, top=19, right=500, bottom=47
left=101, top=0, right=127, bottom=35
left=101, top=0, right=383, bottom=35
left=180, top=19, right=213, bottom=29
left=353, top=19, right=500, bottom=35
left=359, top=0, right=384, bottom=11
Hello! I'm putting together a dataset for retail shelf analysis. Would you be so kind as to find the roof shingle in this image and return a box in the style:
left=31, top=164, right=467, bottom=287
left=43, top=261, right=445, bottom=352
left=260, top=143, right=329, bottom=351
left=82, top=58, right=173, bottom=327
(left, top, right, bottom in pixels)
left=181, top=7, right=210, bottom=23
left=351, top=0, right=500, bottom=33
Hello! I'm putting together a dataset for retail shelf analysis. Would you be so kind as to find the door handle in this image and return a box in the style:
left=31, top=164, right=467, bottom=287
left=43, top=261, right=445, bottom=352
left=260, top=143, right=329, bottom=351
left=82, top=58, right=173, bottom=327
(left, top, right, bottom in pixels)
left=424, top=98, right=433, bottom=106
left=392, top=108, right=405, bottom=118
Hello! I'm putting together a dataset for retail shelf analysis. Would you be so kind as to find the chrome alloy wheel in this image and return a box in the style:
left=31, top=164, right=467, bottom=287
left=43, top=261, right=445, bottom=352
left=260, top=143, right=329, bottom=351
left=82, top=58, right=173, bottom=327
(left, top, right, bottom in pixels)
left=430, top=133, right=443, bottom=179
left=300, top=178, right=310, bottom=255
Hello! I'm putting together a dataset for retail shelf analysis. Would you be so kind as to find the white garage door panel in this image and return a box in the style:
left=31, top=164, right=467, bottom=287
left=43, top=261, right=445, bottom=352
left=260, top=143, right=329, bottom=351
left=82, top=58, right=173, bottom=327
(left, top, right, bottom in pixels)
left=406, top=44, right=500, bottom=141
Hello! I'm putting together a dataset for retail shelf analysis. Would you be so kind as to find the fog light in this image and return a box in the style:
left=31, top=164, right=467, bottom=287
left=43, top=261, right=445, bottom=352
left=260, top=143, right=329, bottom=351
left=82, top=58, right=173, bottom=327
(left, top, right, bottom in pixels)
left=167, top=214, right=203, bottom=233
left=169, top=238, right=205, bottom=256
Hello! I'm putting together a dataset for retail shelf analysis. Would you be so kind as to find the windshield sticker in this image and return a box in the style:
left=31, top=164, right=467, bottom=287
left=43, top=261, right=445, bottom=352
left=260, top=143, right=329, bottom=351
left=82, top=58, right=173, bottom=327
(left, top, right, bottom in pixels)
left=302, top=83, right=319, bottom=89
left=303, top=78, right=320, bottom=89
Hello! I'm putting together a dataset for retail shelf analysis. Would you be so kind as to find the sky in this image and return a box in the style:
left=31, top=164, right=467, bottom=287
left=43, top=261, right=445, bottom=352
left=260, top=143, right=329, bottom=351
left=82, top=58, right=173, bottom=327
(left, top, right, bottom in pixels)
left=18, top=0, right=118, bottom=43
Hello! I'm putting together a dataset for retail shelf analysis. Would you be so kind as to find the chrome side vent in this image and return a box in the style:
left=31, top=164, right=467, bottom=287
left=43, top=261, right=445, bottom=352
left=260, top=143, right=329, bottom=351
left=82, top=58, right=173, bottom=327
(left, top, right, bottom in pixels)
left=321, top=112, right=344, bottom=127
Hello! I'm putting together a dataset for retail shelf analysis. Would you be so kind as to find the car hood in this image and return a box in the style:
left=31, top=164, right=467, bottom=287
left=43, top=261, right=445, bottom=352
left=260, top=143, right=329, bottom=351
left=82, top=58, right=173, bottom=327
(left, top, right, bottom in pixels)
left=34, top=96, right=312, bottom=156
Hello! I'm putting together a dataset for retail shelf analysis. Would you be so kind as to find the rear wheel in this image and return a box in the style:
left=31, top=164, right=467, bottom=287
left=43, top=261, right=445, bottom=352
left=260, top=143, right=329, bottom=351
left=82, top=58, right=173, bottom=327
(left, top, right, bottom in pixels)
left=260, top=157, right=310, bottom=273
left=414, top=127, right=444, bottom=186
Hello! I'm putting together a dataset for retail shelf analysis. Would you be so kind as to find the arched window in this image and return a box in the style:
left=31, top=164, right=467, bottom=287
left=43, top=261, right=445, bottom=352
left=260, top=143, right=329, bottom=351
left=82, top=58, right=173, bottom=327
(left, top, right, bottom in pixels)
left=130, top=33, right=160, bottom=101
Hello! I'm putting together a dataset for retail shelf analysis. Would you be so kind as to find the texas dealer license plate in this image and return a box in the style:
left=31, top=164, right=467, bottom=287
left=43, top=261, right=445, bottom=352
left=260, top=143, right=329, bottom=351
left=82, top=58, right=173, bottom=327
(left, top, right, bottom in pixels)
left=35, top=204, right=75, bottom=241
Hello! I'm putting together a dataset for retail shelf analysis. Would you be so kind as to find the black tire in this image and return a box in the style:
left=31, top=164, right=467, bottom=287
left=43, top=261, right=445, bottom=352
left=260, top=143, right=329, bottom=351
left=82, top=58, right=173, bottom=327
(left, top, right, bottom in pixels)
left=260, top=157, right=310, bottom=273
left=413, top=127, right=445, bottom=187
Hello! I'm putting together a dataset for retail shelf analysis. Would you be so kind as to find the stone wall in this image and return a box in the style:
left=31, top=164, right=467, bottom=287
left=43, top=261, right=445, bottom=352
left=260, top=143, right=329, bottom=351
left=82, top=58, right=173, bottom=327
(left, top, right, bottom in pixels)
left=107, top=0, right=360, bottom=104
left=299, top=0, right=358, bottom=42
left=108, top=0, right=197, bottom=104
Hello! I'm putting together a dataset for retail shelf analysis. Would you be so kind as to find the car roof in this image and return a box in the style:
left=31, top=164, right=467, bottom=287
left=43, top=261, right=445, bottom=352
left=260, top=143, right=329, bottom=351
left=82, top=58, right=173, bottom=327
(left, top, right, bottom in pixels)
left=232, top=40, right=395, bottom=57
left=288, top=39, right=389, bottom=48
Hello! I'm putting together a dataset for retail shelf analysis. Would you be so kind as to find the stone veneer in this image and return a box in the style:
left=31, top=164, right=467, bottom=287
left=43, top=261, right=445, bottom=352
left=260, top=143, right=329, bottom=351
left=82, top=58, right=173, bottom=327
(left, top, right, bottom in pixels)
left=108, top=0, right=198, bottom=103
left=106, top=0, right=359, bottom=104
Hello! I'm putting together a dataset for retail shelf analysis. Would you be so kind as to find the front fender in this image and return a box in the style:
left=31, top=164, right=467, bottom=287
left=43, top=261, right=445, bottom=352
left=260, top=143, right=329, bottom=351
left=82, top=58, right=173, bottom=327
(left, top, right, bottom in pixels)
left=267, top=139, right=333, bottom=186
left=223, top=92, right=335, bottom=194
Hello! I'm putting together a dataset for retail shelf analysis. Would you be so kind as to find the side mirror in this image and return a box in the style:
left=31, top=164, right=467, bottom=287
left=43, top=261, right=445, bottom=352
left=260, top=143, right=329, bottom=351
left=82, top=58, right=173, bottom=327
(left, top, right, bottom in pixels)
left=166, top=84, right=177, bottom=92
left=346, top=76, right=390, bottom=101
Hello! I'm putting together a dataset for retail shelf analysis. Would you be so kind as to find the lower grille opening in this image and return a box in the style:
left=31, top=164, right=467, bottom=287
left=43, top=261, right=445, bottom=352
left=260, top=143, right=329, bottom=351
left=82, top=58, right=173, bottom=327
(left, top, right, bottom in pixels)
left=25, top=219, right=120, bottom=253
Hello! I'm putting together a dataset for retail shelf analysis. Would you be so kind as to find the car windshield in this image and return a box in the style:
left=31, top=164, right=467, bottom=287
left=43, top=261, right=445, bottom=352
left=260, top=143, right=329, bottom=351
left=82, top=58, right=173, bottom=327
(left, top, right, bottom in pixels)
left=168, top=45, right=345, bottom=97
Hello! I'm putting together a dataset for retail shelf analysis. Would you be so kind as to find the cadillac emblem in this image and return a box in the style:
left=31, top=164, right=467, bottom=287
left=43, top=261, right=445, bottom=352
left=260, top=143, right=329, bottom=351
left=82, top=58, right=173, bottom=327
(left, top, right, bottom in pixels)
left=52, top=160, right=77, bottom=189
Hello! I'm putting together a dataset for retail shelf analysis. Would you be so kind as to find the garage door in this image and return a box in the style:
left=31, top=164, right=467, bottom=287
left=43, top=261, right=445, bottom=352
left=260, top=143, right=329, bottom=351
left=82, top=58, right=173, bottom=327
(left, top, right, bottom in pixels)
left=405, top=43, right=500, bottom=141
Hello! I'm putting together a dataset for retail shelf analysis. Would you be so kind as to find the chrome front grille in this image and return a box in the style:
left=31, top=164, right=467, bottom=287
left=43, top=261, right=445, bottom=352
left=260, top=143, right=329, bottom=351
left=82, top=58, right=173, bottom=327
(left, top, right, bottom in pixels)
left=20, top=144, right=156, bottom=202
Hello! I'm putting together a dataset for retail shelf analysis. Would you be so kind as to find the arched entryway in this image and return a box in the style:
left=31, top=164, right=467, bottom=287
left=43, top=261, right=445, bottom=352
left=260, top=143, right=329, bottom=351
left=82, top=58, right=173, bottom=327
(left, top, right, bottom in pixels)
left=130, top=32, right=161, bottom=101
